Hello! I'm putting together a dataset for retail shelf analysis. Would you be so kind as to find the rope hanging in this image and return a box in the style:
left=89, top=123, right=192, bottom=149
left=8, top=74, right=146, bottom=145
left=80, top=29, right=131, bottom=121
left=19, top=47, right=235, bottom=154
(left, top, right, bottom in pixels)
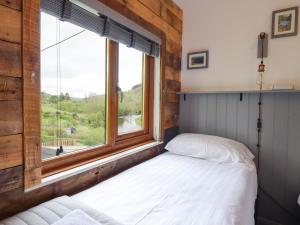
left=56, top=18, right=64, bottom=156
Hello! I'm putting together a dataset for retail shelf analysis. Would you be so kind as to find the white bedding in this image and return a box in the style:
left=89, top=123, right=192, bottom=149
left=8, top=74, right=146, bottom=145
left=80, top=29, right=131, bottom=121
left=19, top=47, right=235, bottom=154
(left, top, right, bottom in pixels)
left=52, top=210, right=103, bottom=225
left=72, top=152, right=257, bottom=225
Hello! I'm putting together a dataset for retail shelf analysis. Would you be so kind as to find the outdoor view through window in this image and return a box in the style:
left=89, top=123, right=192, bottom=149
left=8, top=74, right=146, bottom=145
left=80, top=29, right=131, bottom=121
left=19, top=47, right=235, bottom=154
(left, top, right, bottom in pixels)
left=41, top=12, right=146, bottom=160
left=41, top=12, right=106, bottom=159
left=118, top=44, right=144, bottom=135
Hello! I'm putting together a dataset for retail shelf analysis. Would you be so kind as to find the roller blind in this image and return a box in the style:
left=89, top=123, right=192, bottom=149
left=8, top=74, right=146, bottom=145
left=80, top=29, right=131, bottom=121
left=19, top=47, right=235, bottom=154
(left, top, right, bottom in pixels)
left=41, top=0, right=160, bottom=57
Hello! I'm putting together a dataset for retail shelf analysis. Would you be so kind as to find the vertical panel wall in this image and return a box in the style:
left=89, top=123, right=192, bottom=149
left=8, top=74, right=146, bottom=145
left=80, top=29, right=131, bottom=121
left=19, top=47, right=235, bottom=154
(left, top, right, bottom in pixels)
left=179, top=92, right=300, bottom=225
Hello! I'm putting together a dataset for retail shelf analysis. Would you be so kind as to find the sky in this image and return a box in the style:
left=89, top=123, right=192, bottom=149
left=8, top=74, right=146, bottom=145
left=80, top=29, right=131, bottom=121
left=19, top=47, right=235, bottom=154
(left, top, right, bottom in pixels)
left=41, top=12, right=143, bottom=98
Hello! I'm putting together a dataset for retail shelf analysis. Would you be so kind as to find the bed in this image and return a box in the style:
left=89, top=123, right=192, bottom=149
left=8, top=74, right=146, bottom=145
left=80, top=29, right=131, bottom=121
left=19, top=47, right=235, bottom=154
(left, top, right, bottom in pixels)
left=73, top=150, right=257, bottom=225
left=0, top=134, right=257, bottom=225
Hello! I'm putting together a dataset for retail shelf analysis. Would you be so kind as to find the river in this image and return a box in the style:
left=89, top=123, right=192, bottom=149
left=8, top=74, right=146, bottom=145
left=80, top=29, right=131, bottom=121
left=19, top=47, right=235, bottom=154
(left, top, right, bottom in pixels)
left=118, top=114, right=142, bottom=134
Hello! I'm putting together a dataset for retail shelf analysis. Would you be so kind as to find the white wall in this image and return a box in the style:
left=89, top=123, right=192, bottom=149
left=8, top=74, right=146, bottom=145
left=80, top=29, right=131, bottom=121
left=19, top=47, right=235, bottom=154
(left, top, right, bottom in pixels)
left=176, top=0, right=300, bottom=92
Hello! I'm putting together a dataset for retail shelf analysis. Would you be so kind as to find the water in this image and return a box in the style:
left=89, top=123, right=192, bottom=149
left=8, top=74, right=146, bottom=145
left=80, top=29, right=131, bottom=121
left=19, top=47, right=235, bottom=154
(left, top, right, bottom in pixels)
left=118, top=114, right=142, bottom=134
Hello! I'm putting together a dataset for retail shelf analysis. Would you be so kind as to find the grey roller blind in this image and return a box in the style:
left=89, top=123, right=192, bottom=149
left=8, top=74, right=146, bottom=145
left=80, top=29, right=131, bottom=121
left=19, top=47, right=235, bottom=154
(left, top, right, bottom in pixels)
left=102, top=18, right=132, bottom=47
left=41, top=0, right=160, bottom=57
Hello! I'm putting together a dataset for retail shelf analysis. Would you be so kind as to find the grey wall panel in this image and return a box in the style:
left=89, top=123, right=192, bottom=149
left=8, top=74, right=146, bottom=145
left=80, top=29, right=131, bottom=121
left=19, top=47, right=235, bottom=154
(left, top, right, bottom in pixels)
left=286, top=94, right=300, bottom=213
left=190, top=95, right=200, bottom=133
left=226, top=94, right=238, bottom=140
left=198, top=94, right=208, bottom=133
left=248, top=94, right=259, bottom=162
left=206, top=94, right=217, bottom=135
left=179, top=95, right=189, bottom=133
left=237, top=93, right=249, bottom=146
left=179, top=92, right=300, bottom=225
left=272, top=94, right=289, bottom=202
left=260, top=94, right=275, bottom=194
left=216, top=94, right=227, bottom=137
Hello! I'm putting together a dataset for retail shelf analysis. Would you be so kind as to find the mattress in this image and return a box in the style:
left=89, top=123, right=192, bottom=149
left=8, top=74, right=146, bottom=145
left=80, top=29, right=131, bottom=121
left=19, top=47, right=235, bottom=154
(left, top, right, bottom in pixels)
left=0, top=196, right=123, bottom=225
left=73, top=152, right=257, bottom=225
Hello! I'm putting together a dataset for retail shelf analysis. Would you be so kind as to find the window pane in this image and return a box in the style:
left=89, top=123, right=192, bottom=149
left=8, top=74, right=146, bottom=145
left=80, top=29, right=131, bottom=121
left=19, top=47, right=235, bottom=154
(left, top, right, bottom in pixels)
left=118, top=44, right=144, bottom=134
left=41, top=12, right=106, bottom=160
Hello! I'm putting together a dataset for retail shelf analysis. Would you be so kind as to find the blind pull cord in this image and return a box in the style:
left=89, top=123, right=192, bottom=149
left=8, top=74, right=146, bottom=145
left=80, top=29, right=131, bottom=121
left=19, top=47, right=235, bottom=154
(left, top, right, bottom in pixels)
left=55, top=18, right=64, bottom=156
left=41, top=30, right=85, bottom=52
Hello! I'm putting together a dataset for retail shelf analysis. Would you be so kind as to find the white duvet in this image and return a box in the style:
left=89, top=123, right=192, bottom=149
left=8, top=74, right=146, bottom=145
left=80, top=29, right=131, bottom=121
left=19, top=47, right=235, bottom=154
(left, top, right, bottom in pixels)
left=73, top=152, right=257, bottom=225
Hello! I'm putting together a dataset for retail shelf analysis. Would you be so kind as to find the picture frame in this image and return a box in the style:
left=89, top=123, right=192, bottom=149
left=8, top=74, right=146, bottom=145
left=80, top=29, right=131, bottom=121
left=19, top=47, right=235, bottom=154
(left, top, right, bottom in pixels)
left=272, top=6, right=298, bottom=39
left=187, top=50, right=209, bottom=70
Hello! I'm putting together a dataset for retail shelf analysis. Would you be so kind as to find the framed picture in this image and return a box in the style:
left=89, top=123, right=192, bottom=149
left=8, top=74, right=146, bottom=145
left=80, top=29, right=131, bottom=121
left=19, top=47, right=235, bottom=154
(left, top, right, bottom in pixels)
left=272, top=7, right=298, bottom=38
left=187, top=50, right=209, bottom=69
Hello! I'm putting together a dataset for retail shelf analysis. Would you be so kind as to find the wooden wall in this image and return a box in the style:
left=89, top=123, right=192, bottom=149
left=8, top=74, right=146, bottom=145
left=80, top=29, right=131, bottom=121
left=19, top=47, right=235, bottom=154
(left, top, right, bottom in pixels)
left=0, top=0, right=182, bottom=219
left=0, top=144, right=163, bottom=219
left=180, top=93, right=300, bottom=225
left=0, top=0, right=23, bottom=194
left=98, top=0, right=182, bottom=130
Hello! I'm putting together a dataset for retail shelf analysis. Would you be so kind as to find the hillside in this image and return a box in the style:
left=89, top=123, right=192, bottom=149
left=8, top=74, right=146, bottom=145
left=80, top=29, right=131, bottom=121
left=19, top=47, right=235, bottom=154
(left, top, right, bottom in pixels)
left=41, top=86, right=143, bottom=147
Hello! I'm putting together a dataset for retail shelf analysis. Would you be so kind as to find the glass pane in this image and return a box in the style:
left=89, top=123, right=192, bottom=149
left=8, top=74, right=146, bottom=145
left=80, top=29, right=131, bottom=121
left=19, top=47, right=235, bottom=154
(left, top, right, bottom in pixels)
left=118, top=44, right=144, bottom=135
left=41, top=12, right=106, bottom=160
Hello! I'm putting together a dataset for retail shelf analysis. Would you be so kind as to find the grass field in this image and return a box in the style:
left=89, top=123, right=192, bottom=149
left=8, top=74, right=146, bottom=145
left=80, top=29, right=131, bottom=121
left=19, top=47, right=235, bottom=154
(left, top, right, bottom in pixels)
left=41, top=85, right=143, bottom=148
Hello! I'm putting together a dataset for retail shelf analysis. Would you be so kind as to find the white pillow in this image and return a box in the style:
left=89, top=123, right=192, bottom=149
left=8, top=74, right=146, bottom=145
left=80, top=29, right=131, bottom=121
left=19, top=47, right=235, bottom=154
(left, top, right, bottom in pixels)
left=165, top=133, right=254, bottom=164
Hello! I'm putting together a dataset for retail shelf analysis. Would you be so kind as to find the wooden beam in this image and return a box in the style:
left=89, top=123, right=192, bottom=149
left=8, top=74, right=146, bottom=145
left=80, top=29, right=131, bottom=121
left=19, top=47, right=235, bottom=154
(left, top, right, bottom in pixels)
left=138, top=0, right=161, bottom=16
left=23, top=0, right=42, bottom=189
left=165, top=65, right=180, bottom=82
left=166, top=51, right=181, bottom=70
left=0, top=134, right=23, bottom=170
left=166, top=92, right=179, bottom=103
left=0, top=0, right=22, bottom=11
left=0, top=5, right=21, bottom=43
left=0, top=76, right=22, bottom=100
left=24, top=136, right=42, bottom=189
left=99, top=0, right=181, bottom=45
left=166, top=37, right=182, bottom=57
left=0, top=166, right=23, bottom=194
left=165, top=79, right=180, bottom=92
left=0, top=40, right=22, bottom=77
left=165, top=8, right=182, bottom=33
left=0, top=100, right=22, bottom=136
left=163, top=102, right=179, bottom=129
left=162, top=0, right=183, bottom=20
left=160, top=2, right=182, bottom=33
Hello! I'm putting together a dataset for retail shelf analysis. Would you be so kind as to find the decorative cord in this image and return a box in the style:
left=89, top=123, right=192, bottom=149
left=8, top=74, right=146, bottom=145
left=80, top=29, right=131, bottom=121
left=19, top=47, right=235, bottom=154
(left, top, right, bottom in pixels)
left=256, top=33, right=300, bottom=224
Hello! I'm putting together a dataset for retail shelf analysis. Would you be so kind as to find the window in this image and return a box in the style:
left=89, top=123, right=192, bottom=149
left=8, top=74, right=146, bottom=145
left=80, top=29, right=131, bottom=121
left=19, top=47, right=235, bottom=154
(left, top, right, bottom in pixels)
left=40, top=3, right=155, bottom=176
left=41, top=12, right=107, bottom=160
left=118, top=44, right=144, bottom=134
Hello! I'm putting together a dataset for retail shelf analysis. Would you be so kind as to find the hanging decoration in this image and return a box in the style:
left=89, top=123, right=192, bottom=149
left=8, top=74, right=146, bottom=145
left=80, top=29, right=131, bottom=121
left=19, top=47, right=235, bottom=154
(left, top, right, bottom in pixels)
left=256, top=32, right=266, bottom=171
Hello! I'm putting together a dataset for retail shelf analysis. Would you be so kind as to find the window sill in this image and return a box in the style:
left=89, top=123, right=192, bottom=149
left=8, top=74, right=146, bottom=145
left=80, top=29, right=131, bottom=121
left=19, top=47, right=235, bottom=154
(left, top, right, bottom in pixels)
left=25, top=141, right=163, bottom=192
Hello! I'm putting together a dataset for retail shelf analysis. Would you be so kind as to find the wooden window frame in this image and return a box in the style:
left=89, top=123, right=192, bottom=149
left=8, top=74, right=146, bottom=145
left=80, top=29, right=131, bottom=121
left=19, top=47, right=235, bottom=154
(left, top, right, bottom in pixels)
left=40, top=37, right=155, bottom=177
left=115, top=42, right=154, bottom=142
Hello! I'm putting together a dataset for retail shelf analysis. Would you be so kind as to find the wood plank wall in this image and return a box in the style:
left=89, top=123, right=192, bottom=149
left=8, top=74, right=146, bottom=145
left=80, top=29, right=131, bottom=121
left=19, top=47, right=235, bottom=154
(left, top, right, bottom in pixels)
left=0, top=0, right=182, bottom=219
left=0, top=0, right=23, bottom=194
left=98, top=0, right=182, bottom=130
left=0, top=144, right=163, bottom=219
left=180, top=93, right=300, bottom=225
